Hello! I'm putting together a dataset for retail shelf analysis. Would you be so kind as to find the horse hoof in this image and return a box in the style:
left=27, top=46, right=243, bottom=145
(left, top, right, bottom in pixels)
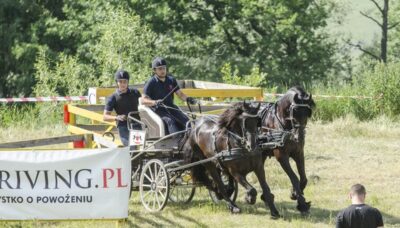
left=245, top=189, right=257, bottom=205
left=215, top=192, right=223, bottom=200
left=270, top=210, right=280, bottom=219
left=290, top=192, right=297, bottom=200
left=245, top=196, right=256, bottom=205
left=229, top=206, right=241, bottom=214
left=296, top=201, right=311, bottom=213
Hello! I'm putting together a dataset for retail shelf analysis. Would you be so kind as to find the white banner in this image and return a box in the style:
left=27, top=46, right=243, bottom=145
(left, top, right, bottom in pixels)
left=0, top=147, right=131, bottom=220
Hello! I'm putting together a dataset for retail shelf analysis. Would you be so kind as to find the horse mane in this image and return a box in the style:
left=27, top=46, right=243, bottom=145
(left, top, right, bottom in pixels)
left=282, top=86, right=306, bottom=102
left=280, top=86, right=315, bottom=107
left=218, top=102, right=243, bottom=128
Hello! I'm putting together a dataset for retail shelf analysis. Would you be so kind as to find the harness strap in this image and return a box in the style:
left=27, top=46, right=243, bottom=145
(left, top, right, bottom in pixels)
left=218, top=148, right=262, bottom=162
left=259, top=102, right=273, bottom=124
left=274, top=103, right=286, bottom=130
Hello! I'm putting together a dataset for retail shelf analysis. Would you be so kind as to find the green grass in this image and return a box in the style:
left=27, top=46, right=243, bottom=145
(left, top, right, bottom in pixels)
left=0, top=115, right=399, bottom=227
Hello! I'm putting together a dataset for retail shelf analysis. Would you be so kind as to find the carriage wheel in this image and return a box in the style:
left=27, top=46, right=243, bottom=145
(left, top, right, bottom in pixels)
left=139, top=159, right=169, bottom=212
left=168, top=170, right=196, bottom=204
left=209, top=172, right=238, bottom=204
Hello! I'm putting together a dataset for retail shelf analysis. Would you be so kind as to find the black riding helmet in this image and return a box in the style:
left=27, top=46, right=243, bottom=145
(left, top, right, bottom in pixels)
left=151, top=57, right=167, bottom=69
left=114, top=70, right=130, bottom=81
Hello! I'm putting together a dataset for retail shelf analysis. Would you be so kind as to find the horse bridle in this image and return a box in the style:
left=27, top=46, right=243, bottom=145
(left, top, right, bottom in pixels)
left=288, top=103, right=312, bottom=129
left=272, top=102, right=311, bottom=142
left=227, top=112, right=260, bottom=151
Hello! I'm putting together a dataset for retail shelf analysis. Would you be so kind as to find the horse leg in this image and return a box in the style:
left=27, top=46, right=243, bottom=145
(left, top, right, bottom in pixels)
left=254, top=163, right=280, bottom=218
left=294, top=154, right=311, bottom=213
left=191, top=165, right=222, bottom=199
left=276, top=154, right=310, bottom=213
left=233, top=174, right=257, bottom=205
left=206, top=164, right=241, bottom=213
left=294, top=153, right=308, bottom=194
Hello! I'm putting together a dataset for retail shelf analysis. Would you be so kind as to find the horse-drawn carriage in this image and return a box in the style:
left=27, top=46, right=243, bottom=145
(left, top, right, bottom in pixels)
left=126, top=86, right=315, bottom=217
left=127, top=101, right=238, bottom=212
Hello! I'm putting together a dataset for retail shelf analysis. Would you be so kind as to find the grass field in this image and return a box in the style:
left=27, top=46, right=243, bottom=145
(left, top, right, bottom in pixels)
left=0, top=115, right=399, bottom=227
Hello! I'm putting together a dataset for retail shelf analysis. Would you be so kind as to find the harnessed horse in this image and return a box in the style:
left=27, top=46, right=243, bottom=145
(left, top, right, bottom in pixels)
left=183, top=101, right=280, bottom=217
left=259, top=86, right=315, bottom=213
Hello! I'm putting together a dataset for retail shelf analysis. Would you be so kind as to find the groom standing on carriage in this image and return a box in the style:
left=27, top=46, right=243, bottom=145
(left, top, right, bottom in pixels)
left=141, top=57, right=197, bottom=134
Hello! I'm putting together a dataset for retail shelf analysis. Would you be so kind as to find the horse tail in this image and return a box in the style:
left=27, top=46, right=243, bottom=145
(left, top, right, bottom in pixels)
left=189, top=144, right=209, bottom=185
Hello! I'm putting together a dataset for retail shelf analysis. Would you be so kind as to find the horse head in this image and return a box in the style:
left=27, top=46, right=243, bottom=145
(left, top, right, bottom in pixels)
left=219, top=101, right=261, bottom=151
left=276, top=86, right=315, bottom=142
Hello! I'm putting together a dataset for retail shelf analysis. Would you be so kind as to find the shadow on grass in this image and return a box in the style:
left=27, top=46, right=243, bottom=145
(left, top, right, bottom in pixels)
left=127, top=200, right=208, bottom=227
left=237, top=200, right=400, bottom=225
left=380, top=211, right=400, bottom=226
left=156, top=199, right=337, bottom=225
left=128, top=198, right=400, bottom=226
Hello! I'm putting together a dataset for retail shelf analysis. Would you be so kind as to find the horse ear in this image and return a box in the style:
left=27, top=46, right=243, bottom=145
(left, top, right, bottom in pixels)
left=257, top=102, right=261, bottom=109
left=309, top=94, right=312, bottom=100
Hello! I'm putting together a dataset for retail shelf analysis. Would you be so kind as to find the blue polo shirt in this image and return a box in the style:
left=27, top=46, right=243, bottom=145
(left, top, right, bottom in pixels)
left=143, top=75, right=180, bottom=108
left=104, top=88, right=141, bottom=127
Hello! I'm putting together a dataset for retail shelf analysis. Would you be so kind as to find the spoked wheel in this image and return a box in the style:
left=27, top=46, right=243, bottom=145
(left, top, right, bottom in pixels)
left=169, top=170, right=196, bottom=204
left=139, top=159, right=169, bottom=212
left=209, top=171, right=238, bottom=204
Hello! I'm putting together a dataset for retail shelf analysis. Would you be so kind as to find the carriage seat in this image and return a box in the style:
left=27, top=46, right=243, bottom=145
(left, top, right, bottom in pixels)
left=138, top=99, right=166, bottom=139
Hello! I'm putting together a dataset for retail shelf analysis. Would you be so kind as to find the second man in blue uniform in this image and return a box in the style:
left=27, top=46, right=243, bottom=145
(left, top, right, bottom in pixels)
left=141, top=57, right=196, bottom=134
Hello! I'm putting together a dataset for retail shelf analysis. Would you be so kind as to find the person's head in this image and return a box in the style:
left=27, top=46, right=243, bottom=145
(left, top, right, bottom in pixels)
left=152, top=57, right=167, bottom=78
left=349, top=184, right=366, bottom=204
left=114, top=70, right=130, bottom=92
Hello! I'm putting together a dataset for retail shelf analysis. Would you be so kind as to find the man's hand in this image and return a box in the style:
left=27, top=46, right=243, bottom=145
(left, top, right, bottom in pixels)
left=115, top=115, right=126, bottom=121
left=186, top=97, right=197, bottom=105
left=154, top=99, right=163, bottom=107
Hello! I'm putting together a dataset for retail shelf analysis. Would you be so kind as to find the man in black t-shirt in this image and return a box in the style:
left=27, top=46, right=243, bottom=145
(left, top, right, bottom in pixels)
left=141, top=57, right=196, bottom=134
left=103, top=70, right=141, bottom=146
left=336, top=184, right=384, bottom=228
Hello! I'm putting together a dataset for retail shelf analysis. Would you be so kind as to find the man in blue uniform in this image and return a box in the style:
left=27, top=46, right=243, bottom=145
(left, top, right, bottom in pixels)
left=141, top=57, right=196, bottom=134
left=336, top=184, right=384, bottom=228
left=103, top=70, right=141, bottom=146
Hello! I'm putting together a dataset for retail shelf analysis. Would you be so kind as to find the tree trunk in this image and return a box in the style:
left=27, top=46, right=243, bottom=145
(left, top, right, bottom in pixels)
left=381, top=0, right=388, bottom=63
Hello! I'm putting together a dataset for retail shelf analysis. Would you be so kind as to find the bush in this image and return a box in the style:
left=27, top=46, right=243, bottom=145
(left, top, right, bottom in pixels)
left=221, top=63, right=267, bottom=87
left=356, top=62, right=400, bottom=117
left=0, top=103, right=61, bottom=128
left=34, top=49, right=97, bottom=96
left=311, top=61, right=400, bottom=121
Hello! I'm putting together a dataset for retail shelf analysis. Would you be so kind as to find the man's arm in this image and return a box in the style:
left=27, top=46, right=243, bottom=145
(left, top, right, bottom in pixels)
left=142, top=79, right=160, bottom=107
left=140, top=95, right=158, bottom=107
left=376, top=209, right=384, bottom=227
left=335, top=212, right=344, bottom=228
left=103, top=96, right=125, bottom=121
left=103, top=110, right=125, bottom=122
left=175, top=89, right=188, bottom=102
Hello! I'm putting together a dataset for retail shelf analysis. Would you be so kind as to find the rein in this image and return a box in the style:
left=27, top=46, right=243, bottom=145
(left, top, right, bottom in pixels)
left=226, top=112, right=259, bottom=148
left=261, top=99, right=312, bottom=142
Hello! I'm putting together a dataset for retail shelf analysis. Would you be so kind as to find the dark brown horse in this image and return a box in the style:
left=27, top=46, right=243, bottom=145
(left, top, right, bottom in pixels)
left=259, top=86, right=315, bottom=213
left=183, top=101, right=280, bottom=217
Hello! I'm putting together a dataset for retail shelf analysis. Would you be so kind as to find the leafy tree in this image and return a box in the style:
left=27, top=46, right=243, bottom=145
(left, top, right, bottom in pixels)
left=0, top=1, right=47, bottom=97
left=130, top=0, right=342, bottom=88
left=347, top=0, right=399, bottom=63
left=34, top=4, right=156, bottom=95
left=388, top=2, right=400, bottom=61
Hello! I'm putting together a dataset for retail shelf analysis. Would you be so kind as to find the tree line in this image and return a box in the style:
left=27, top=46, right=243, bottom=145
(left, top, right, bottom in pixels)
left=1, top=0, right=399, bottom=98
